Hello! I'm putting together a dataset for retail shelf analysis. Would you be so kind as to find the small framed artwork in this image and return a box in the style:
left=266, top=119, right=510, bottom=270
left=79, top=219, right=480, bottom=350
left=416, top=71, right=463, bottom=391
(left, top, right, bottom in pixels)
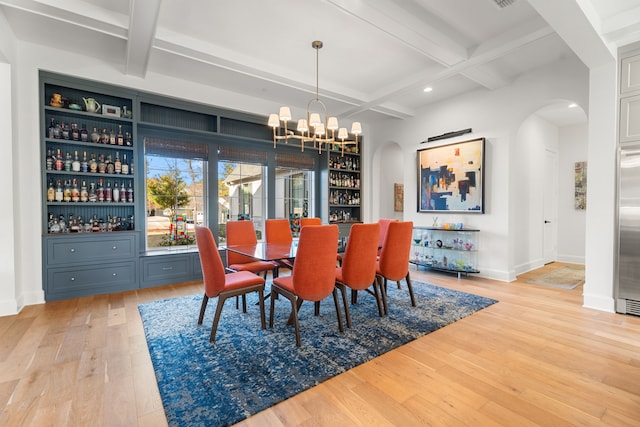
left=102, top=104, right=121, bottom=118
left=394, top=183, right=404, bottom=211
left=574, top=161, right=587, bottom=210
left=418, top=137, right=485, bottom=213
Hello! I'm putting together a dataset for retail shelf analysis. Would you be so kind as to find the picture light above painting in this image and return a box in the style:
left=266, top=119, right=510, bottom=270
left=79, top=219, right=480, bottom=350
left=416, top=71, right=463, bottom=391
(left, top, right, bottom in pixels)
left=418, top=137, right=485, bottom=213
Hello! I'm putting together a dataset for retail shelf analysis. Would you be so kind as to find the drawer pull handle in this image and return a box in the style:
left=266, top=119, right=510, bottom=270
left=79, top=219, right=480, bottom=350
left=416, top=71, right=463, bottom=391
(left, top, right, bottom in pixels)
left=162, top=267, right=173, bottom=271
left=70, top=277, right=75, bottom=281
left=112, top=246, right=118, bottom=250
left=70, top=248, right=75, bottom=253
left=112, top=273, right=117, bottom=276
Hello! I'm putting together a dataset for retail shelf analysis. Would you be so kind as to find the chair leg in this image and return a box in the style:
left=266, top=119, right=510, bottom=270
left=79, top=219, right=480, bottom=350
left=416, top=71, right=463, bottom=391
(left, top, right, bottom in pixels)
left=332, top=288, right=345, bottom=333
left=405, top=272, right=416, bottom=307
left=269, top=288, right=277, bottom=328
left=258, top=289, right=266, bottom=329
left=210, top=295, right=227, bottom=343
left=371, top=281, right=384, bottom=317
left=314, top=301, right=320, bottom=316
left=291, top=297, right=301, bottom=346
left=336, top=284, right=351, bottom=328
left=287, top=299, right=304, bottom=326
left=198, top=293, right=209, bottom=325
left=242, top=294, right=247, bottom=313
left=377, top=275, right=389, bottom=315
left=351, top=289, right=358, bottom=304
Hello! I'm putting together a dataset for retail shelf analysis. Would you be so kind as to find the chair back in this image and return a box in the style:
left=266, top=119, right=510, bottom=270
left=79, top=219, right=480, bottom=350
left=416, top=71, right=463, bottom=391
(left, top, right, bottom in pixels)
left=378, top=221, right=413, bottom=281
left=292, top=225, right=339, bottom=301
left=195, top=226, right=226, bottom=298
left=340, top=223, right=380, bottom=288
left=300, top=217, right=322, bottom=228
left=265, top=219, right=293, bottom=244
left=226, top=220, right=259, bottom=265
left=378, top=218, right=399, bottom=249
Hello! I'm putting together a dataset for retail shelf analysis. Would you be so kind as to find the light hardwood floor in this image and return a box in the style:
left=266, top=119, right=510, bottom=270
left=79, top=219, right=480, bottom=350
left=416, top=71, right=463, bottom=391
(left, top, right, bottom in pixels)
left=1, top=265, right=639, bottom=426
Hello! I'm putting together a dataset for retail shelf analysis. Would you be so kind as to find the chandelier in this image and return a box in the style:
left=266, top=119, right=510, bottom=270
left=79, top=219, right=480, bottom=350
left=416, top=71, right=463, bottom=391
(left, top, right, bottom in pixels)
left=268, top=40, right=362, bottom=155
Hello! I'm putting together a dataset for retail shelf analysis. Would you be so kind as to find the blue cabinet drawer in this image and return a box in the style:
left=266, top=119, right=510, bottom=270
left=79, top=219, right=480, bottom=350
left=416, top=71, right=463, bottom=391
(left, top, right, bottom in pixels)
left=141, top=254, right=192, bottom=283
left=45, top=261, right=137, bottom=300
left=46, top=233, right=137, bottom=266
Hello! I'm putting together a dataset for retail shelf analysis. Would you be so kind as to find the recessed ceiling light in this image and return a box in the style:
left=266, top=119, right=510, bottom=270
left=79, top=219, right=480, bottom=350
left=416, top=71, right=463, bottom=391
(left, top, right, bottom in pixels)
left=568, top=103, right=577, bottom=108
left=423, top=87, right=433, bottom=93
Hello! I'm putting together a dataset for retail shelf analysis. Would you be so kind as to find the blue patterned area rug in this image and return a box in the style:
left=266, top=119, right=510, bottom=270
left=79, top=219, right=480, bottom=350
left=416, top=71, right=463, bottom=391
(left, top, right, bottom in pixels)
left=139, top=281, right=497, bottom=426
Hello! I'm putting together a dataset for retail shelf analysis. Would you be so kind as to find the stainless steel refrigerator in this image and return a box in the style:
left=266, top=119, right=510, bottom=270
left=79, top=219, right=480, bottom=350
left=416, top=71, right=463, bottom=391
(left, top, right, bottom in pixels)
left=616, top=142, right=640, bottom=315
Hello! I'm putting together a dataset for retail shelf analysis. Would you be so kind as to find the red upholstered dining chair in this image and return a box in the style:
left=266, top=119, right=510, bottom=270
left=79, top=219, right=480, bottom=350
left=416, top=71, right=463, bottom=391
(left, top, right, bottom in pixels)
left=377, top=218, right=399, bottom=256
left=265, top=218, right=294, bottom=273
left=269, top=224, right=343, bottom=346
left=195, top=226, right=266, bottom=343
left=226, top=220, right=277, bottom=279
left=300, top=217, right=322, bottom=227
left=376, top=221, right=416, bottom=315
left=335, top=222, right=383, bottom=327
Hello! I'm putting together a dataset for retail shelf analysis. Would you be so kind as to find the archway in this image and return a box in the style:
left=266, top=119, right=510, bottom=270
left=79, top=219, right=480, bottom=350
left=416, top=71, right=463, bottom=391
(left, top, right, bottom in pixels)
left=513, top=100, right=588, bottom=275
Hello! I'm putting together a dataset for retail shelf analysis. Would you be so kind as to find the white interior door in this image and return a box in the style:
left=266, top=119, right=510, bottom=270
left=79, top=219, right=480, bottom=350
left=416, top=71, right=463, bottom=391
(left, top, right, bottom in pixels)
left=543, top=149, right=558, bottom=264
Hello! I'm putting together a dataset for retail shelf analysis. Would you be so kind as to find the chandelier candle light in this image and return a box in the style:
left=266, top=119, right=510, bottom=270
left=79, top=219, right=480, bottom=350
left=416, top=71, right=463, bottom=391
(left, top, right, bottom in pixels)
left=268, top=41, right=362, bottom=154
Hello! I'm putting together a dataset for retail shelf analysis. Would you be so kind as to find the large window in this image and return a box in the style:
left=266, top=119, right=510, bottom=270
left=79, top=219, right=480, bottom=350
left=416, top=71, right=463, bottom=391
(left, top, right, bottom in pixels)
left=145, top=137, right=208, bottom=249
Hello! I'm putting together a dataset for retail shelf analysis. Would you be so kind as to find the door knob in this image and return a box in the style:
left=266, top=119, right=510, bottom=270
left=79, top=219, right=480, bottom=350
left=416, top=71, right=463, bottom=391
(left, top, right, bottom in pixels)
left=544, top=220, right=551, bottom=223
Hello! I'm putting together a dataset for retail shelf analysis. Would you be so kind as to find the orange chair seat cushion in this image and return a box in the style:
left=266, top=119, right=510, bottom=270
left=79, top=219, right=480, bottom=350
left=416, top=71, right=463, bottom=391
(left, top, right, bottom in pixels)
left=221, top=270, right=265, bottom=294
left=272, top=275, right=294, bottom=294
left=229, top=260, right=277, bottom=273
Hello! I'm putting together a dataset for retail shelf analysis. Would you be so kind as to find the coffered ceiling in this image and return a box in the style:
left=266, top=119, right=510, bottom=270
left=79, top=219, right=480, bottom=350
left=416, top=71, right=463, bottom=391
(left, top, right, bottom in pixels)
left=2, top=0, right=640, bottom=125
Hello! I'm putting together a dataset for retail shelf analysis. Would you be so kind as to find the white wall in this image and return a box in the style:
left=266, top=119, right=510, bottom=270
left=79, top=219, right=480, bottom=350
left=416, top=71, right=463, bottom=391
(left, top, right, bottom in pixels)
left=0, top=10, right=18, bottom=315
left=367, top=55, right=590, bottom=283
left=557, top=123, right=588, bottom=263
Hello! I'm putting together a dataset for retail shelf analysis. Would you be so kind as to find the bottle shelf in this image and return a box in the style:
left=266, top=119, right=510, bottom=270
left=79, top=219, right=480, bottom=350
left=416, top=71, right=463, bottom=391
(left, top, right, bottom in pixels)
left=46, top=202, right=135, bottom=206
left=46, top=138, right=134, bottom=150
left=44, top=106, right=133, bottom=123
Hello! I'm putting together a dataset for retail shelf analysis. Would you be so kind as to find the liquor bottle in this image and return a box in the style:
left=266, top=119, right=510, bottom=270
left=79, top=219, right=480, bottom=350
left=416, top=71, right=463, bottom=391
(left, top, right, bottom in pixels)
left=53, top=121, right=62, bottom=139
left=89, top=153, right=98, bottom=173
left=48, top=118, right=56, bottom=139
left=72, top=151, right=81, bottom=172
left=61, top=122, right=70, bottom=140
left=121, top=154, right=129, bottom=175
left=64, top=152, right=72, bottom=172
left=125, top=132, right=132, bottom=146
left=127, top=181, right=134, bottom=203
left=47, top=212, right=54, bottom=232
left=91, top=215, right=100, bottom=232
left=106, top=154, right=115, bottom=174
left=100, top=128, right=109, bottom=144
left=58, top=214, right=67, bottom=232
left=55, top=179, right=64, bottom=202
left=120, top=182, right=127, bottom=203
left=71, top=178, right=80, bottom=202
left=97, top=179, right=105, bottom=202
left=47, top=178, right=55, bottom=202
left=90, top=127, right=100, bottom=143
left=117, top=125, right=124, bottom=146
left=80, top=126, right=89, bottom=142
left=71, top=123, right=80, bottom=141
left=69, top=214, right=79, bottom=232
left=63, top=179, right=72, bottom=202
left=80, top=180, right=88, bottom=202
left=114, top=151, right=122, bottom=174
left=46, top=148, right=53, bottom=170
left=98, top=154, right=106, bottom=174
left=109, top=129, right=116, bottom=145
left=54, top=149, right=63, bottom=171
left=49, top=218, right=61, bottom=233
left=81, top=151, right=88, bottom=173
left=112, top=180, right=120, bottom=202
left=129, top=160, right=134, bottom=175
left=105, top=181, right=112, bottom=202
left=88, top=182, right=97, bottom=202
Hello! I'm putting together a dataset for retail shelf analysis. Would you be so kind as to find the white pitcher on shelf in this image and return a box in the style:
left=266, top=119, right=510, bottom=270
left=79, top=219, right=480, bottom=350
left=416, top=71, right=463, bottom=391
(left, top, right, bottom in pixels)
left=83, top=97, right=101, bottom=113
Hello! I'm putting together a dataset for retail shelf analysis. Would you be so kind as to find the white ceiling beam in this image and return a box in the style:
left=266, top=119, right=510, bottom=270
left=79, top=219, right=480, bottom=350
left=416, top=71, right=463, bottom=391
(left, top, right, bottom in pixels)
left=325, top=0, right=468, bottom=66
left=342, top=23, right=556, bottom=118
left=527, top=0, right=614, bottom=68
left=125, top=0, right=162, bottom=78
left=0, top=0, right=128, bottom=38
left=600, top=6, right=640, bottom=46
